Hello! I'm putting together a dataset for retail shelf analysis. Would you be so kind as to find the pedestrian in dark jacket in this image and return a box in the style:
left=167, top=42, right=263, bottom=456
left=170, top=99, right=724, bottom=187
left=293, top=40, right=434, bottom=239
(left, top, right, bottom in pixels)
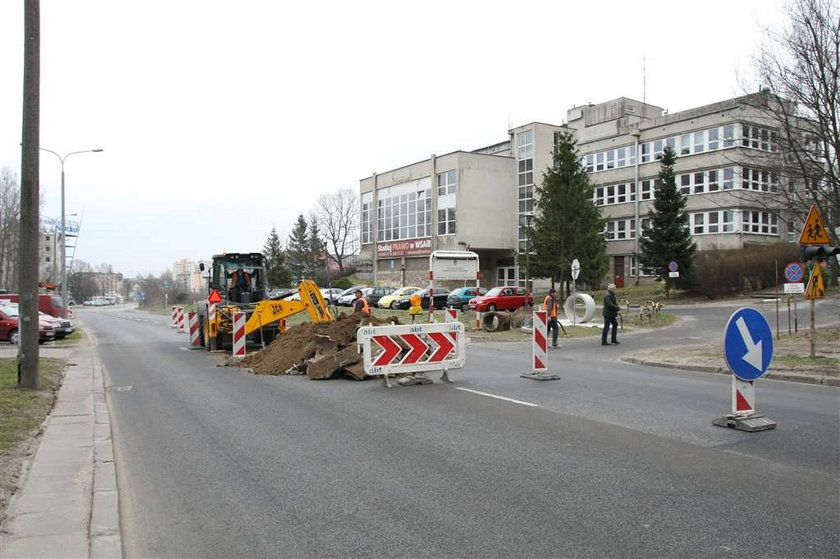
left=602, top=283, right=620, bottom=346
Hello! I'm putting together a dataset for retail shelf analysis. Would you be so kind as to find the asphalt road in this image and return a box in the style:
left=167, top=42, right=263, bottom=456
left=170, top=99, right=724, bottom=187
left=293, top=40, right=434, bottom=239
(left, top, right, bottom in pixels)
left=82, top=304, right=839, bottom=558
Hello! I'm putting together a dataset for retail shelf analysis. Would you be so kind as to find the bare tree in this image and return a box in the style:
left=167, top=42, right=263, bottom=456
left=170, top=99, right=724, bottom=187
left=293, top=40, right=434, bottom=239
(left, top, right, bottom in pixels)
left=313, top=188, right=359, bottom=275
left=750, top=0, right=839, bottom=264
left=0, top=167, right=21, bottom=290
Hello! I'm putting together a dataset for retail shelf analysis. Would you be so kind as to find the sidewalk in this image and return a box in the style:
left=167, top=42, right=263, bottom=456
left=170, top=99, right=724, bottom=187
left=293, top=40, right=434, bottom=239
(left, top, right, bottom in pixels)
left=0, top=333, right=122, bottom=558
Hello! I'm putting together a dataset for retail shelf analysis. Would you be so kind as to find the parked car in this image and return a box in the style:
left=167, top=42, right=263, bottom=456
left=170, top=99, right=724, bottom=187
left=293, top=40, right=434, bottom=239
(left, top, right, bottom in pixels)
left=468, top=286, right=534, bottom=312
left=365, top=286, right=397, bottom=307
left=392, top=288, right=451, bottom=310
left=336, top=285, right=368, bottom=306
left=320, top=288, right=344, bottom=304
left=39, top=312, right=74, bottom=339
left=0, top=304, right=56, bottom=344
left=377, top=286, right=422, bottom=309
left=446, top=286, right=487, bottom=311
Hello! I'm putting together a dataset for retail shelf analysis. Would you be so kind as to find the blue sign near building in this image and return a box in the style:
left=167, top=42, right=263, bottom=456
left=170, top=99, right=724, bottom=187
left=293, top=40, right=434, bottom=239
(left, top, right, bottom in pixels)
left=723, top=308, right=774, bottom=381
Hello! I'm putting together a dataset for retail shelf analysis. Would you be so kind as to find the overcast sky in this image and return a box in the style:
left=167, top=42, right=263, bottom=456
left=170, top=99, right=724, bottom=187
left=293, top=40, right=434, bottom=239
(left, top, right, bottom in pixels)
left=0, top=0, right=786, bottom=276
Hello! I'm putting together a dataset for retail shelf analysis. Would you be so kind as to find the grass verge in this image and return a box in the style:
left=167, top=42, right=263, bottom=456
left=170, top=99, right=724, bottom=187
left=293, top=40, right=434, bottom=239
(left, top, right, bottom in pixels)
left=53, top=328, right=84, bottom=346
left=0, top=358, right=65, bottom=453
left=773, top=354, right=840, bottom=367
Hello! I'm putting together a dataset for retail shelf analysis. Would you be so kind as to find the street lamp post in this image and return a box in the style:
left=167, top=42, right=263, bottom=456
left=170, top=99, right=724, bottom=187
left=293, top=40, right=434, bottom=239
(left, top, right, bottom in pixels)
left=39, top=148, right=103, bottom=316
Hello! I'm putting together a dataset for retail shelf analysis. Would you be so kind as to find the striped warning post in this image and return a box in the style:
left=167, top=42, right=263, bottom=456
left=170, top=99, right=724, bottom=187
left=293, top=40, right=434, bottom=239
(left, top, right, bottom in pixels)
left=532, top=309, right=547, bottom=372
left=208, top=302, right=216, bottom=324
left=445, top=308, right=459, bottom=322
left=170, top=306, right=178, bottom=328
left=188, top=312, right=200, bottom=347
left=732, top=378, right=755, bottom=415
left=176, top=307, right=185, bottom=334
left=232, top=311, right=247, bottom=357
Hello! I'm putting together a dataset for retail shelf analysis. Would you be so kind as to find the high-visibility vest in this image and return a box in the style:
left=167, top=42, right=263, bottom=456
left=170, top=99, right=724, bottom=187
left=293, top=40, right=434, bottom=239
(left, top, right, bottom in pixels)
left=544, top=295, right=557, bottom=318
left=354, top=297, right=370, bottom=315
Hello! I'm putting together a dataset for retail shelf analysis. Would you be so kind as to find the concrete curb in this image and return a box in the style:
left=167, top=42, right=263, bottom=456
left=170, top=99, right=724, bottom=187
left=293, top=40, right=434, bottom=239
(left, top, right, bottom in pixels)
left=621, top=357, right=839, bottom=386
left=0, top=327, right=122, bottom=558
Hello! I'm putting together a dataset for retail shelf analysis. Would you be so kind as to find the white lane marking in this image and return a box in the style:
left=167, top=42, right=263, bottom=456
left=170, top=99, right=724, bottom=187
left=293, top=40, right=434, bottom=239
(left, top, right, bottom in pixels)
left=456, top=387, right=538, bottom=407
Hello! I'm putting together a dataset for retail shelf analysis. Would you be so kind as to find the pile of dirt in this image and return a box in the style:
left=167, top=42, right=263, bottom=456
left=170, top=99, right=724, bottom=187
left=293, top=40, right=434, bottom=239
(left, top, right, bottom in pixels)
left=236, top=312, right=400, bottom=380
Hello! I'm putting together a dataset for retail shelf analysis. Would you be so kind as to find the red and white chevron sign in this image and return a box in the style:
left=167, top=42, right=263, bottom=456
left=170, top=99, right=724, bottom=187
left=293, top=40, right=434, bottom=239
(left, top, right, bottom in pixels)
left=358, top=322, right=466, bottom=377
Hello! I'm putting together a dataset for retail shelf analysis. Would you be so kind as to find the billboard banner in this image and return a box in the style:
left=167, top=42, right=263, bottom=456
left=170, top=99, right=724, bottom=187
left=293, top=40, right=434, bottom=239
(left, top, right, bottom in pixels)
left=377, top=238, right=432, bottom=257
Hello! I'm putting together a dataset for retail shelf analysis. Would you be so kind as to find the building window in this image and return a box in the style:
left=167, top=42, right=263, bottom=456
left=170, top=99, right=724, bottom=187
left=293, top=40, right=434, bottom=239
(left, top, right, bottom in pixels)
left=708, top=169, right=719, bottom=191
left=680, top=175, right=691, bottom=195
left=708, top=128, right=719, bottom=150
left=641, top=142, right=651, bottom=163
left=376, top=180, right=432, bottom=242
left=723, top=124, right=737, bottom=148
left=361, top=192, right=373, bottom=244
left=680, top=134, right=691, bottom=155
left=517, top=130, right=535, bottom=243
left=741, top=210, right=778, bottom=235
left=723, top=167, right=736, bottom=190
left=438, top=208, right=456, bottom=235
left=693, top=213, right=705, bottom=234
left=694, top=131, right=705, bottom=153
left=437, top=170, right=456, bottom=195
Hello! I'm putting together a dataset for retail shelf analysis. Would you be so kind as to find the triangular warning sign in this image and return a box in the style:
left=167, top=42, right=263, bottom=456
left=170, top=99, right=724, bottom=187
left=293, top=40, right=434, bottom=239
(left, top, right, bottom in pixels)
left=798, top=205, right=831, bottom=245
left=208, top=289, right=223, bottom=304
left=804, top=265, right=825, bottom=300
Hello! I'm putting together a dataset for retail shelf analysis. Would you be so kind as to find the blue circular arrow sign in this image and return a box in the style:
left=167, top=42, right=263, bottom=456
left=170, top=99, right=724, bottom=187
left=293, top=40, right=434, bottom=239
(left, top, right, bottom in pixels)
left=723, top=308, right=774, bottom=381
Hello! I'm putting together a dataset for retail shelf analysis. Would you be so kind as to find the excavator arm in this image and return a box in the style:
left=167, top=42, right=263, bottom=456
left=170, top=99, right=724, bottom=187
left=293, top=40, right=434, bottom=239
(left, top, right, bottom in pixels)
left=243, top=279, right=333, bottom=335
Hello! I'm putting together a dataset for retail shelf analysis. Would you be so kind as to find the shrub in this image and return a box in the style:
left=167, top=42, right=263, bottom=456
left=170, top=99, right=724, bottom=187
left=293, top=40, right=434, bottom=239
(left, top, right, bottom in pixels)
left=693, top=243, right=799, bottom=299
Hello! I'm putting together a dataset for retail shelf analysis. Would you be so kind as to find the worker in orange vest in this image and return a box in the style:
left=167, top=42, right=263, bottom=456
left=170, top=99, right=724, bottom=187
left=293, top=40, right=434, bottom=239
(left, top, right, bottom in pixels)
left=544, top=288, right=560, bottom=348
left=353, top=289, right=370, bottom=316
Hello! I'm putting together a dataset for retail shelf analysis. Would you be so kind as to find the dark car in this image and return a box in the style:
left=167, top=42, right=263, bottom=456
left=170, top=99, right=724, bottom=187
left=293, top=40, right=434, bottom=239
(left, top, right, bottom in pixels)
left=468, top=285, right=534, bottom=312
left=393, top=288, right=451, bottom=310
left=364, top=286, right=396, bottom=307
left=446, top=286, right=487, bottom=311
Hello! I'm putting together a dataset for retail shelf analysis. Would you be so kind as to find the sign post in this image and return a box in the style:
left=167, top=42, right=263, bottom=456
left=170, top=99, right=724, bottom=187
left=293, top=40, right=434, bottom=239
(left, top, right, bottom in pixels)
left=712, top=308, right=776, bottom=432
left=798, top=205, right=838, bottom=358
left=571, top=258, right=580, bottom=326
left=784, top=262, right=804, bottom=334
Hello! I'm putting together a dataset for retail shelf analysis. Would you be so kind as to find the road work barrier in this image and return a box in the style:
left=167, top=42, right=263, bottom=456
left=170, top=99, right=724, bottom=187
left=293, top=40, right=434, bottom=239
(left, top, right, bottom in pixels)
left=176, top=307, right=186, bottom=334
left=232, top=311, right=247, bottom=358
left=521, top=309, right=561, bottom=381
left=188, top=312, right=201, bottom=347
left=356, top=321, right=465, bottom=388
left=170, top=306, right=178, bottom=328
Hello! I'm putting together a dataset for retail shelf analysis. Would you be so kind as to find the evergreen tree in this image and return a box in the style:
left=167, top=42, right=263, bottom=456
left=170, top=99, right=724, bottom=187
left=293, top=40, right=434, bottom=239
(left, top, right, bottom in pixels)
left=307, top=215, right=325, bottom=283
left=638, top=146, right=696, bottom=298
left=263, top=226, right=291, bottom=288
left=287, top=215, right=309, bottom=284
left=525, top=129, right=608, bottom=297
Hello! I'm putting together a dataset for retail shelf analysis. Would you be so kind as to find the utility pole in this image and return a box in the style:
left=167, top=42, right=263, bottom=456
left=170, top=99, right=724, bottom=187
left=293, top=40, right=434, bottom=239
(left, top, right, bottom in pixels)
left=18, top=0, right=41, bottom=389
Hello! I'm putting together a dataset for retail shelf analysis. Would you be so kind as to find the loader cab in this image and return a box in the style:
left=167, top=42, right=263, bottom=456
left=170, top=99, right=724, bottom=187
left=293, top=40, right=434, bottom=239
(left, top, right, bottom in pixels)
left=203, top=252, right=267, bottom=304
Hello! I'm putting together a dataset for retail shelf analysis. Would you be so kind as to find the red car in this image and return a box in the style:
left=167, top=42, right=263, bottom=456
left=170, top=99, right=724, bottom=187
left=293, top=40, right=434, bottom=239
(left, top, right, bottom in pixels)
left=468, top=286, right=534, bottom=312
left=0, top=304, right=56, bottom=345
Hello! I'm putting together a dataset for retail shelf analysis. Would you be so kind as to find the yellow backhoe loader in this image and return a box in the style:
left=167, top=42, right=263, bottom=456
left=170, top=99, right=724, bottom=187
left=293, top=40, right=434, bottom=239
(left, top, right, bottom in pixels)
left=196, top=252, right=332, bottom=351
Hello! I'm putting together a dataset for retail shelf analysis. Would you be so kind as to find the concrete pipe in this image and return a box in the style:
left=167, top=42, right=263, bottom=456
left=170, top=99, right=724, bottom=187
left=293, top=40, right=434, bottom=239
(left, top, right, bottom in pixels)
left=563, top=293, right=596, bottom=323
left=482, top=311, right=511, bottom=332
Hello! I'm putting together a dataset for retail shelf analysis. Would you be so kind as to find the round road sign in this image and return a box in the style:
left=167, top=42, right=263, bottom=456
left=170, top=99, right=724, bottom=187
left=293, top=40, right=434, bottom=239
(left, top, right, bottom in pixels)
left=668, top=261, right=679, bottom=273
left=571, top=259, right=580, bottom=281
left=723, top=308, right=774, bottom=381
left=784, top=262, right=804, bottom=283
